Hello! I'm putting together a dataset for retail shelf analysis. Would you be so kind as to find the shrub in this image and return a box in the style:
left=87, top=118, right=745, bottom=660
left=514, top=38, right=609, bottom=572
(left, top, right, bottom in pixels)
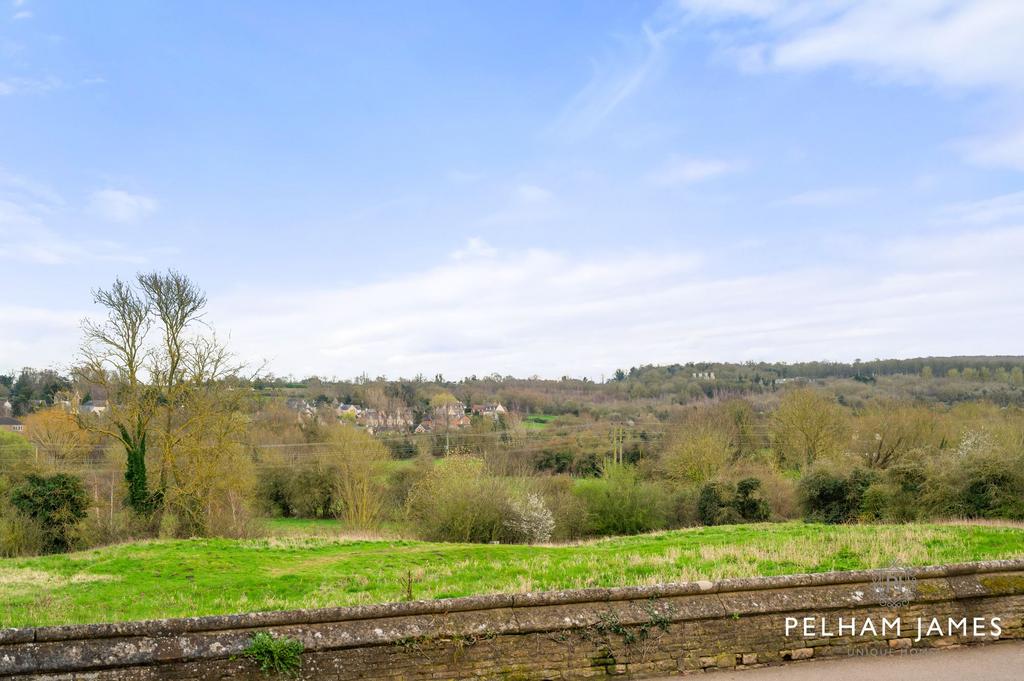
left=859, top=461, right=925, bottom=521
left=385, top=437, right=419, bottom=460
left=798, top=468, right=876, bottom=524
left=405, top=456, right=515, bottom=543
left=734, top=478, right=771, bottom=522
left=697, top=482, right=730, bottom=526
left=666, top=484, right=701, bottom=527
left=921, top=451, right=1024, bottom=520
left=10, top=473, right=88, bottom=553
left=698, top=478, right=770, bottom=526
left=504, top=493, right=555, bottom=544
left=574, top=463, right=667, bottom=536
left=240, top=632, right=304, bottom=676
left=0, top=494, right=45, bottom=557
left=533, top=474, right=589, bottom=541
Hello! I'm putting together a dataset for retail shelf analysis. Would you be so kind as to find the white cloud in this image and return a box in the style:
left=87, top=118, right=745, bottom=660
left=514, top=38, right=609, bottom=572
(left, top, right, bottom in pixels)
left=778, top=186, right=875, bottom=206
left=649, top=156, right=745, bottom=186
left=680, top=1, right=1024, bottom=171
left=958, top=127, right=1024, bottom=172
left=12, top=10, right=31, bottom=20
left=682, top=1, right=1024, bottom=92
left=0, top=75, right=61, bottom=96
left=206, top=214, right=1024, bottom=379
left=515, top=184, right=553, bottom=204
left=88, top=189, right=158, bottom=223
left=451, top=237, right=497, bottom=261
left=551, top=15, right=678, bottom=139
left=0, top=173, right=148, bottom=265
left=939, top=191, right=1024, bottom=224
left=0, top=199, right=146, bottom=265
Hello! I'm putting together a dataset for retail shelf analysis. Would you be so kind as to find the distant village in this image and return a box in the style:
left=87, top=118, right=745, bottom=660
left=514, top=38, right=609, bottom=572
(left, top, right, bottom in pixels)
left=283, top=396, right=510, bottom=435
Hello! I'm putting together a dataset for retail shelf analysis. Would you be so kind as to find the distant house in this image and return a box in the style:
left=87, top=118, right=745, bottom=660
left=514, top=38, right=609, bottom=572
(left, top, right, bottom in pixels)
left=471, top=402, right=507, bottom=420
left=0, top=416, right=24, bottom=433
left=414, top=417, right=433, bottom=434
left=285, top=397, right=310, bottom=411
left=691, top=371, right=715, bottom=380
left=1, top=399, right=11, bottom=417
left=358, top=408, right=414, bottom=433
left=81, top=400, right=108, bottom=415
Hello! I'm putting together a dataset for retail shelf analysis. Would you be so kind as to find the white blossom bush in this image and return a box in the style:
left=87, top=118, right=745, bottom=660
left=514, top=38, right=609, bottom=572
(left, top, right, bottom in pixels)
left=505, top=493, right=555, bottom=544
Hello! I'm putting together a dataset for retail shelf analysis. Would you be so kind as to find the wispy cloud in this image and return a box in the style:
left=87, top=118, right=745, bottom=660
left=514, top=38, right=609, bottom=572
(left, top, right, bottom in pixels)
left=777, top=186, right=875, bottom=206
left=649, top=156, right=745, bottom=186
left=0, top=202, right=147, bottom=265
left=683, top=1, right=1024, bottom=91
left=958, top=126, right=1024, bottom=172
left=88, top=189, right=158, bottom=223
left=680, top=1, right=1024, bottom=169
left=550, top=12, right=680, bottom=139
left=451, top=237, right=497, bottom=261
left=939, top=190, right=1024, bottom=225
left=0, top=75, right=61, bottom=96
left=0, top=172, right=149, bottom=265
left=515, top=184, right=553, bottom=204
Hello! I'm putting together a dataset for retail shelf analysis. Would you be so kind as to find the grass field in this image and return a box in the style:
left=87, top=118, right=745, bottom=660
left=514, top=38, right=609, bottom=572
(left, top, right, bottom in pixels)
left=3, top=521, right=1024, bottom=628
left=522, top=414, right=557, bottom=430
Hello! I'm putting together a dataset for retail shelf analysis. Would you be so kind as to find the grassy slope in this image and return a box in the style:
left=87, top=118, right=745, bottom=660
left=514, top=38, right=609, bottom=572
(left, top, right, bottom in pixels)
left=3, top=522, right=1023, bottom=628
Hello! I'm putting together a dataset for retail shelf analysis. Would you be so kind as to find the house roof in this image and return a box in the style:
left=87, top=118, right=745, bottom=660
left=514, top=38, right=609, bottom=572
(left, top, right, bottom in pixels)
left=0, top=416, right=22, bottom=425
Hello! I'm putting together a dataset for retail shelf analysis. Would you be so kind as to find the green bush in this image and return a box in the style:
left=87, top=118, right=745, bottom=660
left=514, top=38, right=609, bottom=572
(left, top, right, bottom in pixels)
left=255, top=467, right=336, bottom=519
left=697, top=478, right=770, bottom=526
left=859, top=462, right=924, bottom=521
left=734, top=478, right=771, bottom=522
left=697, top=482, right=730, bottom=526
left=534, top=474, right=589, bottom=541
left=573, top=463, right=667, bottom=536
left=254, top=467, right=295, bottom=517
left=798, top=468, right=876, bottom=524
left=921, top=452, right=1024, bottom=520
left=405, top=456, right=516, bottom=543
left=0, top=492, right=45, bottom=557
left=240, top=632, right=304, bottom=676
left=10, top=473, right=89, bottom=553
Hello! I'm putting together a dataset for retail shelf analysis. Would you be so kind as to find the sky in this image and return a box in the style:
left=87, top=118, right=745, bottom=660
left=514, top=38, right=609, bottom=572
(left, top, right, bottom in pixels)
left=1, top=0, right=1023, bottom=380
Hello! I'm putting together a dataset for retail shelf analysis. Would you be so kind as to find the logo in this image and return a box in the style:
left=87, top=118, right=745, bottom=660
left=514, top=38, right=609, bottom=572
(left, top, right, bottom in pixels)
left=871, top=562, right=917, bottom=608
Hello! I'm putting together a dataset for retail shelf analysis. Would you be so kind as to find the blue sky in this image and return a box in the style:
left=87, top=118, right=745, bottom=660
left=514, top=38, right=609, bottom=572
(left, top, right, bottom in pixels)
left=2, top=1, right=1023, bottom=379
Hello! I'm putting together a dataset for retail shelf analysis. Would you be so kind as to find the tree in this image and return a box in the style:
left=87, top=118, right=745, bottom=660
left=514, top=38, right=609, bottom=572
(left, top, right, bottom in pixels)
left=322, top=424, right=389, bottom=527
left=851, top=401, right=935, bottom=469
left=772, top=388, right=847, bottom=469
left=23, top=408, right=92, bottom=465
left=661, top=420, right=732, bottom=485
left=76, top=271, right=247, bottom=520
left=77, top=277, right=155, bottom=513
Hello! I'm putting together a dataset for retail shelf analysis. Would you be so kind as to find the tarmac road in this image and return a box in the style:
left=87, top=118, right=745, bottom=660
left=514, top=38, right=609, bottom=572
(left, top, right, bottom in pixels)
left=655, top=641, right=1024, bottom=680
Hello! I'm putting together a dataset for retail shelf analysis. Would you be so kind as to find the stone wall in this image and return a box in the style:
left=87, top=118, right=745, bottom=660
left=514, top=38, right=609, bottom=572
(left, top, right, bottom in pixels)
left=3, top=559, right=1024, bottom=680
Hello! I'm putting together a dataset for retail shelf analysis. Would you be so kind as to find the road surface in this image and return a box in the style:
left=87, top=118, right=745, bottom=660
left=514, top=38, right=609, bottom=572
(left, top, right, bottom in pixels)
left=655, top=641, right=1024, bottom=680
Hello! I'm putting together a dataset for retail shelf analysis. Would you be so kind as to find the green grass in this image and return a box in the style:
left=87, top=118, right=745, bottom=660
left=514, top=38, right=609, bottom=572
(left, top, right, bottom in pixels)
left=522, top=414, right=556, bottom=430
left=3, top=522, right=1023, bottom=628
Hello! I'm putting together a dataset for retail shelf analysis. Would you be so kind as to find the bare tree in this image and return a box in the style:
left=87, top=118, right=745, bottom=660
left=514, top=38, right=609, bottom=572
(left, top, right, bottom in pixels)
left=76, top=271, right=246, bottom=521
left=78, top=278, right=156, bottom=513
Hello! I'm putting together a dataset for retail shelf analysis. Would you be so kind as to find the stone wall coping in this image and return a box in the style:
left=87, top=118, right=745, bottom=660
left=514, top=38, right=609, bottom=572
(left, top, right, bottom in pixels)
left=3, top=558, right=1023, bottom=646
